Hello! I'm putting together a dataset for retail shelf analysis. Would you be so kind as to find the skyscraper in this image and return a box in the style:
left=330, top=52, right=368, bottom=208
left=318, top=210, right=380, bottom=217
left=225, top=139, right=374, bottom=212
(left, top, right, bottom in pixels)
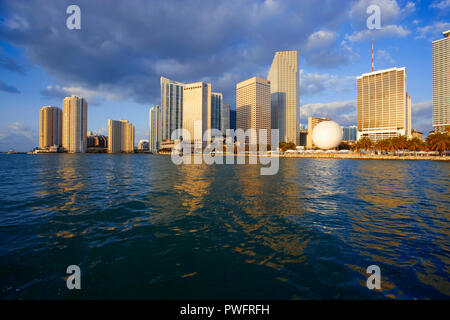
left=432, top=30, right=450, bottom=131
left=357, top=67, right=411, bottom=141
left=221, top=103, right=230, bottom=133
left=149, top=105, right=161, bottom=153
left=236, top=77, right=271, bottom=145
left=267, top=50, right=299, bottom=144
left=182, top=82, right=211, bottom=147
left=211, top=92, right=222, bottom=131
left=108, top=119, right=135, bottom=153
left=341, top=125, right=357, bottom=142
left=62, top=95, right=88, bottom=153
left=160, top=76, right=185, bottom=140
left=39, top=106, right=62, bottom=149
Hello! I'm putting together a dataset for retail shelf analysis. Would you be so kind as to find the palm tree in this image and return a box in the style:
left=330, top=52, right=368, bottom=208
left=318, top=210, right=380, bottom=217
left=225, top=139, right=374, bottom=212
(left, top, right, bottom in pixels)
left=407, top=137, right=424, bottom=152
left=427, top=132, right=450, bottom=155
left=353, top=137, right=373, bottom=154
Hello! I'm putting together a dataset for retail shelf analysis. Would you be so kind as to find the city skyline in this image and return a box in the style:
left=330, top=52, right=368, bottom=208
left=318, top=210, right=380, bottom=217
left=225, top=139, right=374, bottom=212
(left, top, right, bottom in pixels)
left=0, top=0, right=449, bottom=151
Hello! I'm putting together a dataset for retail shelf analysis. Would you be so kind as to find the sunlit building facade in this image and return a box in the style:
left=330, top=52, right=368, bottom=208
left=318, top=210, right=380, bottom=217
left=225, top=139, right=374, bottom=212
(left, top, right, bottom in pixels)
left=357, top=67, right=411, bottom=141
left=62, top=95, right=88, bottom=153
left=267, top=50, right=299, bottom=144
left=221, top=103, right=230, bottom=133
left=236, top=77, right=271, bottom=145
left=182, top=82, right=211, bottom=146
left=149, top=105, right=161, bottom=153
left=39, top=106, right=62, bottom=149
left=432, top=30, right=450, bottom=131
left=160, top=76, right=185, bottom=140
left=108, top=119, right=135, bottom=153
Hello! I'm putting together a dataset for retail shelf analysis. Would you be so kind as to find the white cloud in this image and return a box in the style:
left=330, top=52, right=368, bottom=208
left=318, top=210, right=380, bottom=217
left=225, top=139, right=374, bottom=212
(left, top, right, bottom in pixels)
left=430, top=0, right=450, bottom=9
left=416, top=22, right=450, bottom=40
left=345, top=24, right=410, bottom=42
left=300, top=70, right=356, bottom=96
left=376, top=49, right=395, bottom=65
left=301, top=100, right=357, bottom=126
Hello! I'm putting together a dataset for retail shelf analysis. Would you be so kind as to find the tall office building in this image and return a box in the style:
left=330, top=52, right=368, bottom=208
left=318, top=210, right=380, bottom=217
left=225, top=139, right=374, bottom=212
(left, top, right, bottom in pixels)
left=62, top=95, right=88, bottom=153
left=211, top=92, right=223, bottom=131
left=182, top=82, right=211, bottom=146
left=230, top=109, right=237, bottom=130
left=236, top=77, right=271, bottom=145
left=341, top=125, right=357, bottom=141
left=149, top=105, right=162, bottom=153
left=39, top=106, right=62, bottom=149
left=432, top=30, right=450, bottom=131
left=160, top=76, right=185, bottom=140
left=108, top=120, right=135, bottom=153
left=267, top=50, right=299, bottom=144
left=307, top=117, right=331, bottom=149
left=357, top=67, right=411, bottom=141
left=221, top=103, right=230, bottom=133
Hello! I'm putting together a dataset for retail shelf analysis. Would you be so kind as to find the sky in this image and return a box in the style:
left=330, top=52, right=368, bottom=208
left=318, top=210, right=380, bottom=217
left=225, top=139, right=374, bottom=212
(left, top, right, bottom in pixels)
left=0, top=0, right=448, bottom=151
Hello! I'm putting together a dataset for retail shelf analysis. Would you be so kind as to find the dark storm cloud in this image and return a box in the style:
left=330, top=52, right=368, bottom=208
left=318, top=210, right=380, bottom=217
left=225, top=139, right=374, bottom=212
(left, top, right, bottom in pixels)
left=0, top=80, right=20, bottom=93
left=0, top=0, right=354, bottom=106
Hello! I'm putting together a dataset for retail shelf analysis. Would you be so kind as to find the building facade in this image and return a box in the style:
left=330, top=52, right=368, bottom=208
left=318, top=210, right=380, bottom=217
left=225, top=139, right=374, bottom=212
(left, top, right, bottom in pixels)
left=341, top=125, right=357, bottom=141
left=357, top=67, right=411, bottom=141
left=211, top=92, right=222, bottom=131
left=267, top=50, right=299, bottom=144
left=108, top=120, right=135, bottom=153
left=160, top=77, right=185, bottom=140
left=221, top=103, right=230, bottom=133
left=432, top=30, right=450, bottom=131
left=62, top=95, right=88, bottom=153
left=87, top=134, right=107, bottom=148
left=236, top=77, right=271, bottom=145
left=182, top=82, right=211, bottom=147
left=307, top=117, right=331, bottom=149
left=39, top=106, right=62, bottom=149
left=149, top=105, right=161, bottom=153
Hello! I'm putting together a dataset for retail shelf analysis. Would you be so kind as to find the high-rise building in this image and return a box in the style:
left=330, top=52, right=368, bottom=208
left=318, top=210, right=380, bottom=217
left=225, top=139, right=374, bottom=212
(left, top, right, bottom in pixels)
left=341, top=125, right=357, bottom=141
left=221, top=103, right=230, bottom=133
left=211, top=92, right=222, bottom=131
left=160, top=76, right=185, bottom=140
left=108, top=120, right=135, bottom=153
left=230, top=109, right=237, bottom=130
left=432, top=30, right=450, bottom=131
left=182, top=82, right=211, bottom=146
left=149, top=105, right=162, bottom=153
left=307, top=117, right=331, bottom=149
left=39, top=106, right=62, bottom=149
left=357, top=67, right=411, bottom=141
left=267, top=50, right=299, bottom=144
left=236, top=77, right=271, bottom=145
left=62, top=95, right=88, bottom=153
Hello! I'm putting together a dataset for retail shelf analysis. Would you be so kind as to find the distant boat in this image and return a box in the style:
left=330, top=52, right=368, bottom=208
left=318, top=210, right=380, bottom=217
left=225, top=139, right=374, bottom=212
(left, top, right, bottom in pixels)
left=7, top=149, right=15, bottom=154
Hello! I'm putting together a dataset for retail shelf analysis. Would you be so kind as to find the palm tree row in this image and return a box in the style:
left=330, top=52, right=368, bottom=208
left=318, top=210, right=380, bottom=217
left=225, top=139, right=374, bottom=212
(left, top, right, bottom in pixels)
left=351, top=130, right=450, bottom=155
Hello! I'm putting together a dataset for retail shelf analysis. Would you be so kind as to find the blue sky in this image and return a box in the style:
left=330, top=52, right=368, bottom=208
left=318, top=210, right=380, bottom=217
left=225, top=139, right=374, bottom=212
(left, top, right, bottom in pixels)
left=0, top=0, right=449, bottom=151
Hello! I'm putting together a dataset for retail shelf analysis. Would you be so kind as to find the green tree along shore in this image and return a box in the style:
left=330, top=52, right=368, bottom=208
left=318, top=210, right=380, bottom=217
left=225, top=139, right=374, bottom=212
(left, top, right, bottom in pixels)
left=351, top=127, right=450, bottom=155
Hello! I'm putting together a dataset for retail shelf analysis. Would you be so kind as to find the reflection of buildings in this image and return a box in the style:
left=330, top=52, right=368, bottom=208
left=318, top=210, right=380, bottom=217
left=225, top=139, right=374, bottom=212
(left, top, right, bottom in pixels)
left=108, top=119, right=135, bottom=153
left=357, top=67, right=412, bottom=141
left=267, top=50, right=299, bottom=144
left=149, top=105, right=161, bottom=153
left=62, top=95, right=88, bottom=153
left=432, top=30, right=450, bottom=132
left=236, top=77, right=271, bottom=145
left=161, top=77, right=185, bottom=140
left=341, top=125, right=357, bottom=142
left=221, top=103, right=230, bottom=133
left=183, top=82, right=211, bottom=147
left=307, top=117, right=331, bottom=149
left=39, top=106, right=62, bottom=149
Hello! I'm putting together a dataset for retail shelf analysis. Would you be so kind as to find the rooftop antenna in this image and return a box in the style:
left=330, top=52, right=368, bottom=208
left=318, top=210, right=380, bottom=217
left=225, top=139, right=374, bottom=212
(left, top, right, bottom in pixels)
left=372, top=40, right=374, bottom=72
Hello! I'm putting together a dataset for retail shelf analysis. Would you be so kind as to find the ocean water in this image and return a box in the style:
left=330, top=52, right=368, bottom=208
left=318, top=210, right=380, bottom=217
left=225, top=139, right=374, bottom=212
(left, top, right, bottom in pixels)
left=0, top=154, right=449, bottom=299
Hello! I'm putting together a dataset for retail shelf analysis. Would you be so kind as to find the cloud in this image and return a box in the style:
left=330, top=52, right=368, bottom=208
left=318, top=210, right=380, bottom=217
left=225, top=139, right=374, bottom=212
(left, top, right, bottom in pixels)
left=345, top=24, right=410, bottom=42
left=411, top=100, right=433, bottom=134
left=0, top=80, right=20, bottom=93
left=415, top=21, right=450, bottom=41
left=301, top=100, right=357, bottom=126
left=0, top=0, right=353, bottom=108
left=376, top=49, right=395, bottom=66
left=300, top=70, right=355, bottom=96
left=430, top=0, right=450, bottom=9
left=40, top=85, right=119, bottom=105
left=0, top=122, right=36, bottom=152
left=0, top=54, right=26, bottom=74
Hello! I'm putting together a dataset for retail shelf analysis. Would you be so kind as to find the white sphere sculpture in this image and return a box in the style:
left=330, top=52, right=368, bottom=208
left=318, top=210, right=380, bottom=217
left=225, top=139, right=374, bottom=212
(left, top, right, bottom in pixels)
left=311, top=121, right=343, bottom=150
